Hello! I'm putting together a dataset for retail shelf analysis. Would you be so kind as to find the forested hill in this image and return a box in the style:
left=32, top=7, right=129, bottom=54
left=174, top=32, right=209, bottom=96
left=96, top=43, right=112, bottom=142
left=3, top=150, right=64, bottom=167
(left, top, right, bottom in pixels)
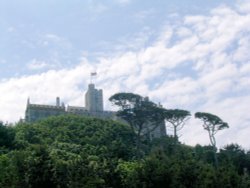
left=0, top=115, right=250, bottom=187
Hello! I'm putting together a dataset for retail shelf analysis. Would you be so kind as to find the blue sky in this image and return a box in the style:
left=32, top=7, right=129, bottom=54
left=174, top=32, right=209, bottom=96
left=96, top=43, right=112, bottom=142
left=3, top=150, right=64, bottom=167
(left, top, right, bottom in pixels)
left=0, top=0, right=235, bottom=77
left=1, top=0, right=250, bottom=148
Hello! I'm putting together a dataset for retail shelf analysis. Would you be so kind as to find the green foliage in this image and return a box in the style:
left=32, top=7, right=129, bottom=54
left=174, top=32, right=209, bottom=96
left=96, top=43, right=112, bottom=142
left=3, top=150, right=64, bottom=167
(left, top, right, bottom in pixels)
left=109, top=93, right=164, bottom=130
left=0, top=121, right=15, bottom=149
left=109, top=92, right=142, bottom=109
left=109, top=92, right=165, bottom=157
left=116, top=160, right=142, bottom=187
left=0, top=154, right=19, bottom=187
left=0, top=114, right=248, bottom=187
left=0, top=115, right=136, bottom=187
left=219, top=144, right=248, bottom=175
left=195, top=112, right=229, bottom=133
left=195, top=112, right=229, bottom=168
left=163, top=109, right=191, bottom=139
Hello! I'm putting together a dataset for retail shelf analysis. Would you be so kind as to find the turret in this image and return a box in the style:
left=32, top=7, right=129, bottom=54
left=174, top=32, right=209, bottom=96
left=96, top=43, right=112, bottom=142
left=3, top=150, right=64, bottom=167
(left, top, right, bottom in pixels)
left=56, top=97, right=60, bottom=107
left=85, top=84, right=103, bottom=112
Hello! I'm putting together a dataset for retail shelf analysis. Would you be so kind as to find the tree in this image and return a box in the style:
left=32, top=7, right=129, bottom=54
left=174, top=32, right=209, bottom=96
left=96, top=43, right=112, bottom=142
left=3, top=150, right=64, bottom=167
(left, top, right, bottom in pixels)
left=195, top=112, right=229, bottom=168
left=109, top=93, right=165, bottom=156
left=4, top=115, right=137, bottom=187
left=0, top=121, right=15, bottom=149
left=163, top=109, right=191, bottom=141
left=219, top=144, right=247, bottom=175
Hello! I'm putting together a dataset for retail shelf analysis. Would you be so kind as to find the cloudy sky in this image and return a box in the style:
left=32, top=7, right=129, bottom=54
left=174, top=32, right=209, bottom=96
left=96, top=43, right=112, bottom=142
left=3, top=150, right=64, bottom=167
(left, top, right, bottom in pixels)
left=1, top=0, right=250, bottom=149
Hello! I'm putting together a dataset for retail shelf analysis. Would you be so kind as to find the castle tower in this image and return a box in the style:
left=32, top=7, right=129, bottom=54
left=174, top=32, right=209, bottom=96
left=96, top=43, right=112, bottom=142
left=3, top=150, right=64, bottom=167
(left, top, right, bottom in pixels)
left=85, top=84, right=103, bottom=112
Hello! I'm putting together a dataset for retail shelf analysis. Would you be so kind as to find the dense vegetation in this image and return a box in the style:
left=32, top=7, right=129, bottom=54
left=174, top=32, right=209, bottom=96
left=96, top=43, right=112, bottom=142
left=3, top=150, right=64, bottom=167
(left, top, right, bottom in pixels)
left=0, top=115, right=250, bottom=188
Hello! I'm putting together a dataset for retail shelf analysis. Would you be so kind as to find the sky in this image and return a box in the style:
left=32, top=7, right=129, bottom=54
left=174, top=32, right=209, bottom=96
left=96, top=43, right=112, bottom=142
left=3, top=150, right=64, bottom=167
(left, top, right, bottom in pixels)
left=1, top=0, right=250, bottom=149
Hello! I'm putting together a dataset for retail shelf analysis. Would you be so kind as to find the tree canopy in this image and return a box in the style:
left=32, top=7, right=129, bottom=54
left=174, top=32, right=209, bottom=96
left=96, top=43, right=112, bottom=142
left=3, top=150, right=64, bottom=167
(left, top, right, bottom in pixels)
left=109, top=92, right=165, bottom=156
left=0, top=115, right=249, bottom=187
left=163, top=109, right=191, bottom=140
left=195, top=112, right=229, bottom=147
left=195, top=112, right=229, bottom=168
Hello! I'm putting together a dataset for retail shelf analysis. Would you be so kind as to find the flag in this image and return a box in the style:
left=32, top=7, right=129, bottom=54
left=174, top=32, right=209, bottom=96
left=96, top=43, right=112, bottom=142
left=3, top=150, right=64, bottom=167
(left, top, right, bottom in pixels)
left=91, top=72, right=97, bottom=76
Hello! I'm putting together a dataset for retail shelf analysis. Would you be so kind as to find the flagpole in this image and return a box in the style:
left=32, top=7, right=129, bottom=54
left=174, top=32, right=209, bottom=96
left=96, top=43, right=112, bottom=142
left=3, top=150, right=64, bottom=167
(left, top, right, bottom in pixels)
left=90, top=72, right=97, bottom=84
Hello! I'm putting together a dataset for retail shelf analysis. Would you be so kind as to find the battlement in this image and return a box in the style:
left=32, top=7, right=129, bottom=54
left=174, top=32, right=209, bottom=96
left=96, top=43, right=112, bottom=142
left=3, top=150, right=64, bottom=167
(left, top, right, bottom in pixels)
left=28, top=104, right=65, bottom=110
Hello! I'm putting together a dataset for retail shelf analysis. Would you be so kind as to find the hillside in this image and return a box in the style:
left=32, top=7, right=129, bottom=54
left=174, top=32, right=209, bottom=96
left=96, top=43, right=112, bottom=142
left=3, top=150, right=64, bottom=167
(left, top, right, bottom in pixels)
left=0, top=115, right=250, bottom=188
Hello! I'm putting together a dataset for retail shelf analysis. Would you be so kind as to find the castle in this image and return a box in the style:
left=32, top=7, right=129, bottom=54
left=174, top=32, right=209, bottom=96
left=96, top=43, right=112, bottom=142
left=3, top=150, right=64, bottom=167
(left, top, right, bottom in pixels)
left=25, top=83, right=166, bottom=139
left=25, top=84, right=116, bottom=122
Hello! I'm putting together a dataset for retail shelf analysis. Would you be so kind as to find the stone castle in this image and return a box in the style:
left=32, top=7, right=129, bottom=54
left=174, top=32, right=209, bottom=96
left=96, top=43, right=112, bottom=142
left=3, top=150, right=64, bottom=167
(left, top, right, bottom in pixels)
left=25, top=84, right=166, bottom=139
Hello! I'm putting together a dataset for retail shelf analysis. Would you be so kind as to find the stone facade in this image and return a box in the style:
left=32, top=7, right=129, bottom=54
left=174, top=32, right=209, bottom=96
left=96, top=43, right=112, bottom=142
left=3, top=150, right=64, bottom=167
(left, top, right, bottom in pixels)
left=144, top=120, right=167, bottom=140
left=25, top=97, right=65, bottom=123
left=85, top=84, right=103, bottom=112
left=67, top=105, right=116, bottom=120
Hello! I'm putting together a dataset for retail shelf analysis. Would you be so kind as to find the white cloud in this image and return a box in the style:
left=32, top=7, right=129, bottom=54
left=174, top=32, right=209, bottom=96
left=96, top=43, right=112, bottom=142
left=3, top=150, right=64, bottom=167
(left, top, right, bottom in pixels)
left=233, top=36, right=250, bottom=62
left=41, top=34, right=72, bottom=49
left=176, top=27, right=192, bottom=38
left=1, top=1, right=250, bottom=149
left=26, top=59, right=49, bottom=70
left=97, top=27, right=153, bottom=52
left=236, top=0, right=250, bottom=13
left=0, top=61, right=95, bottom=122
left=240, top=63, right=250, bottom=74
